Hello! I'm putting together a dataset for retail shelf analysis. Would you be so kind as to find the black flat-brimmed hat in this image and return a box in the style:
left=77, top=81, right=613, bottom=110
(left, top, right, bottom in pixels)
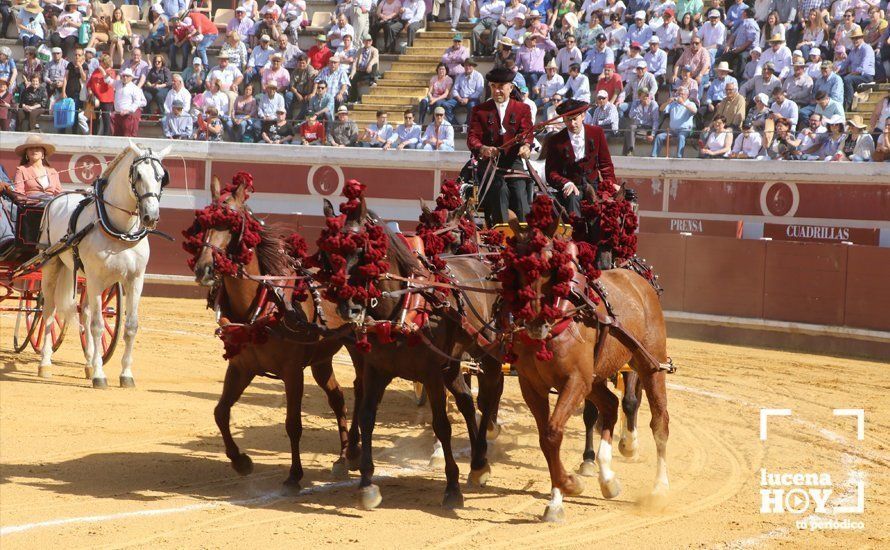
left=486, top=67, right=515, bottom=83
left=555, top=99, right=589, bottom=115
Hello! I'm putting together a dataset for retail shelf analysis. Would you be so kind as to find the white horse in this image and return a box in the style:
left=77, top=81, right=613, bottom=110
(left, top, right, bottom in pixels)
left=37, top=141, right=171, bottom=388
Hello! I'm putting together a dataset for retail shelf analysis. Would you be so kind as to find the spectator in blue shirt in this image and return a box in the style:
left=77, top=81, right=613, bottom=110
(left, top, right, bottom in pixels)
left=721, top=8, right=759, bottom=74
left=839, top=30, right=875, bottom=110
left=580, top=33, right=613, bottom=84
left=623, top=87, right=659, bottom=155
left=625, top=12, right=654, bottom=50
left=725, top=0, right=747, bottom=29
left=441, top=58, right=484, bottom=127
left=652, top=86, right=697, bottom=157
left=385, top=109, right=423, bottom=150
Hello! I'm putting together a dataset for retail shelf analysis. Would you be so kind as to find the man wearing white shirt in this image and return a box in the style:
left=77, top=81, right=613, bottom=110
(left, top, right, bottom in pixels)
left=247, top=36, right=275, bottom=82
left=504, top=14, right=528, bottom=44
left=328, top=13, right=355, bottom=50
left=760, top=34, right=792, bottom=79
left=793, top=113, right=827, bottom=154
left=389, top=0, right=425, bottom=53
left=728, top=120, right=764, bottom=158
left=644, top=37, right=668, bottom=82
left=473, top=0, right=505, bottom=56
left=554, top=63, right=591, bottom=104
left=587, top=89, right=619, bottom=135
left=655, top=9, right=680, bottom=51
left=111, top=69, right=147, bottom=137
left=163, top=74, right=192, bottom=114
left=698, top=10, right=726, bottom=61
left=422, top=106, right=456, bottom=150
left=360, top=109, right=395, bottom=147
left=207, top=53, right=243, bottom=115
left=555, top=35, right=583, bottom=75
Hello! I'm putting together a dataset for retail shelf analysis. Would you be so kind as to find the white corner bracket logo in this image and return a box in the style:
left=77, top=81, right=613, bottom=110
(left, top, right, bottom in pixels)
left=759, top=408, right=865, bottom=520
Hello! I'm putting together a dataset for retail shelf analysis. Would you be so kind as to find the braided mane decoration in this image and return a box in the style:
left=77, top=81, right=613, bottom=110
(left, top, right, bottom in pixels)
left=570, top=186, right=638, bottom=280
left=498, top=195, right=576, bottom=361
left=307, top=180, right=390, bottom=305
left=284, top=232, right=310, bottom=302
left=182, top=172, right=263, bottom=277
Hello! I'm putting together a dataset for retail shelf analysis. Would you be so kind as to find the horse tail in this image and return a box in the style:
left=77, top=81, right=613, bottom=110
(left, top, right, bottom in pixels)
left=52, top=256, right=78, bottom=325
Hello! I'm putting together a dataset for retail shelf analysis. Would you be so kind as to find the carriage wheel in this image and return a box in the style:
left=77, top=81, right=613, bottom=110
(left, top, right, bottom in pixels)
left=79, top=283, right=123, bottom=365
left=413, top=381, right=427, bottom=407
left=12, top=280, right=40, bottom=353
left=17, top=279, right=67, bottom=354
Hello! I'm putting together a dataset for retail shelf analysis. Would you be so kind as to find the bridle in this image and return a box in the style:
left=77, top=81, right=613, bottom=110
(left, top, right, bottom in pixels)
left=94, top=149, right=170, bottom=242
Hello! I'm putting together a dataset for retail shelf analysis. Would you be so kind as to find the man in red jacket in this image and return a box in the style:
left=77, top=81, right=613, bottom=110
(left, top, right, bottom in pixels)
left=545, top=98, right=622, bottom=268
left=467, top=67, right=534, bottom=226
left=544, top=98, right=617, bottom=217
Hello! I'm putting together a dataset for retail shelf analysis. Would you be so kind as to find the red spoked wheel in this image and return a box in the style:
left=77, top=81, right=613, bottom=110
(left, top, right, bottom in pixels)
left=78, top=283, right=122, bottom=365
left=13, top=279, right=67, bottom=354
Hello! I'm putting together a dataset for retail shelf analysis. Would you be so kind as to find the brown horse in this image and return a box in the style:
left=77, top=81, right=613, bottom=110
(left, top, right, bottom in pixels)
left=190, top=177, right=361, bottom=490
left=318, top=196, right=501, bottom=510
left=506, top=218, right=670, bottom=522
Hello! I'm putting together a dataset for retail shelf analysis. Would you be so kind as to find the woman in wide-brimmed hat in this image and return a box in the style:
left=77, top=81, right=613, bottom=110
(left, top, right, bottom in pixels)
left=13, top=134, right=63, bottom=196
left=16, top=0, right=46, bottom=48
left=835, top=115, right=875, bottom=162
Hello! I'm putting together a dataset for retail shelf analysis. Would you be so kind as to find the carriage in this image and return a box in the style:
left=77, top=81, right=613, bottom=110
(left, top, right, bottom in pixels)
left=0, top=191, right=122, bottom=364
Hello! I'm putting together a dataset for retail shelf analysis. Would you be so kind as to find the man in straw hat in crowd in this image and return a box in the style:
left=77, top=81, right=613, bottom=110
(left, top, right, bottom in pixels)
left=760, top=33, right=792, bottom=79
left=739, top=61, right=780, bottom=103
left=467, top=66, right=533, bottom=225
left=703, top=60, right=737, bottom=112
left=837, top=28, right=875, bottom=111
left=543, top=98, right=618, bottom=267
left=533, top=58, right=565, bottom=112
left=783, top=56, right=814, bottom=111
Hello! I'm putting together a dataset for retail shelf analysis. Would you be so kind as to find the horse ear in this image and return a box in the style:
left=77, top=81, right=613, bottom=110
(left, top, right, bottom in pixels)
left=323, top=198, right=336, bottom=218
left=157, top=144, right=173, bottom=159
left=233, top=181, right=249, bottom=205
left=128, top=139, right=143, bottom=157
left=210, top=175, right=221, bottom=200
left=420, top=201, right=432, bottom=217
left=507, top=209, right=523, bottom=237
left=357, top=196, right=368, bottom=222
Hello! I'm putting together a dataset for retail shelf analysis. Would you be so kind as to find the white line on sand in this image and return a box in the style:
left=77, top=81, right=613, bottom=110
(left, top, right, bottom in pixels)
left=0, top=468, right=415, bottom=537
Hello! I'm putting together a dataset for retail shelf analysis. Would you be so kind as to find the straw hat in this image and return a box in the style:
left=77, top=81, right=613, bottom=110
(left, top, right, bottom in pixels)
left=846, top=115, right=866, bottom=129
left=714, top=61, right=733, bottom=73
left=23, top=0, right=42, bottom=13
left=767, top=33, right=785, bottom=43
left=15, top=134, right=56, bottom=157
left=849, top=28, right=864, bottom=39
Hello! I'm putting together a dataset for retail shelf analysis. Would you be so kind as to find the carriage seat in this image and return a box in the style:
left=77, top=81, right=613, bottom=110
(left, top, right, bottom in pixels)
left=0, top=188, right=51, bottom=263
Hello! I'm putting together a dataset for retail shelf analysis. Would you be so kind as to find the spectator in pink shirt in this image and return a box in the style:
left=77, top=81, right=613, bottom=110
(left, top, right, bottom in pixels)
left=441, top=33, right=469, bottom=77
left=261, top=53, right=292, bottom=110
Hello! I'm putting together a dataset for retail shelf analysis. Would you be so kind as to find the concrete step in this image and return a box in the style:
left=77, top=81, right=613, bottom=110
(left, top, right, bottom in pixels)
left=393, top=54, right=446, bottom=63
left=352, top=101, right=416, bottom=111
left=375, top=77, right=432, bottom=86
left=421, top=30, right=470, bottom=39
left=427, top=21, right=475, bottom=29
left=367, top=85, right=429, bottom=96
left=357, top=94, right=423, bottom=106
left=405, top=45, right=459, bottom=56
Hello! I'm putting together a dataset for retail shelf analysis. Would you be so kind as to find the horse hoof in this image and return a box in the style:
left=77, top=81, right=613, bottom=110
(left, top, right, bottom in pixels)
left=347, top=455, right=362, bottom=471
left=282, top=476, right=302, bottom=493
left=84, top=367, right=93, bottom=379
left=618, top=437, right=638, bottom=458
left=578, top=460, right=597, bottom=477
left=231, top=453, right=254, bottom=476
left=564, top=474, right=585, bottom=497
left=541, top=504, right=565, bottom=522
left=599, top=476, right=622, bottom=499
left=467, top=463, right=491, bottom=487
left=442, top=489, right=464, bottom=509
left=38, top=366, right=51, bottom=379
left=487, top=422, right=502, bottom=441
left=359, top=484, right=382, bottom=510
left=92, top=377, right=108, bottom=389
left=119, top=376, right=136, bottom=388
left=331, top=458, right=349, bottom=480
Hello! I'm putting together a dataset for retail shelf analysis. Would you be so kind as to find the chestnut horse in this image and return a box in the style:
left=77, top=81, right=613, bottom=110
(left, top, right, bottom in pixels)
left=318, top=195, right=502, bottom=510
left=506, top=218, right=670, bottom=522
left=189, top=177, right=361, bottom=489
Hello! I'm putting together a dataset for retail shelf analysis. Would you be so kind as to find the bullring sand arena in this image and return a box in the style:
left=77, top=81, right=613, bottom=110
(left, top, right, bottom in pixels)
left=1, top=297, right=887, bottom=549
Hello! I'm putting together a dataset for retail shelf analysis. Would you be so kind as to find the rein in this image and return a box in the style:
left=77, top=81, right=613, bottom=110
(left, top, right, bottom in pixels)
left=93, top=149, right=170, bottom=243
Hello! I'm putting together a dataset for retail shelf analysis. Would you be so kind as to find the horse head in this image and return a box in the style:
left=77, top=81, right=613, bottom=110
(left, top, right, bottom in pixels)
left=315, top=181, right=419, bottom=327
left=191, top=174, right=253, bottom=286
left=504, top=206, right=564, bottom=341
left=127, top=140, right=172, bottom=230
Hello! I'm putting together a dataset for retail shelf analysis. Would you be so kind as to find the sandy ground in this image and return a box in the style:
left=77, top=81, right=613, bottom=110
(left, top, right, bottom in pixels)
left=1, top=297, right=888, bottom=549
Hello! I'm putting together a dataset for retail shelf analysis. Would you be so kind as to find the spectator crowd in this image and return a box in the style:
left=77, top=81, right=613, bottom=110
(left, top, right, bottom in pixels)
left=0, top=0, right=888, bottom=160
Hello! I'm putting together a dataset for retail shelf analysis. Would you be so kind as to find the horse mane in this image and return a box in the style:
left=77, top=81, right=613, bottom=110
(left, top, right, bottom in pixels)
left=98, top=145, right=136, bottom=181
left=255, top=223, right=294, bottom=276
left=368, top=209, right=424, bottom=276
